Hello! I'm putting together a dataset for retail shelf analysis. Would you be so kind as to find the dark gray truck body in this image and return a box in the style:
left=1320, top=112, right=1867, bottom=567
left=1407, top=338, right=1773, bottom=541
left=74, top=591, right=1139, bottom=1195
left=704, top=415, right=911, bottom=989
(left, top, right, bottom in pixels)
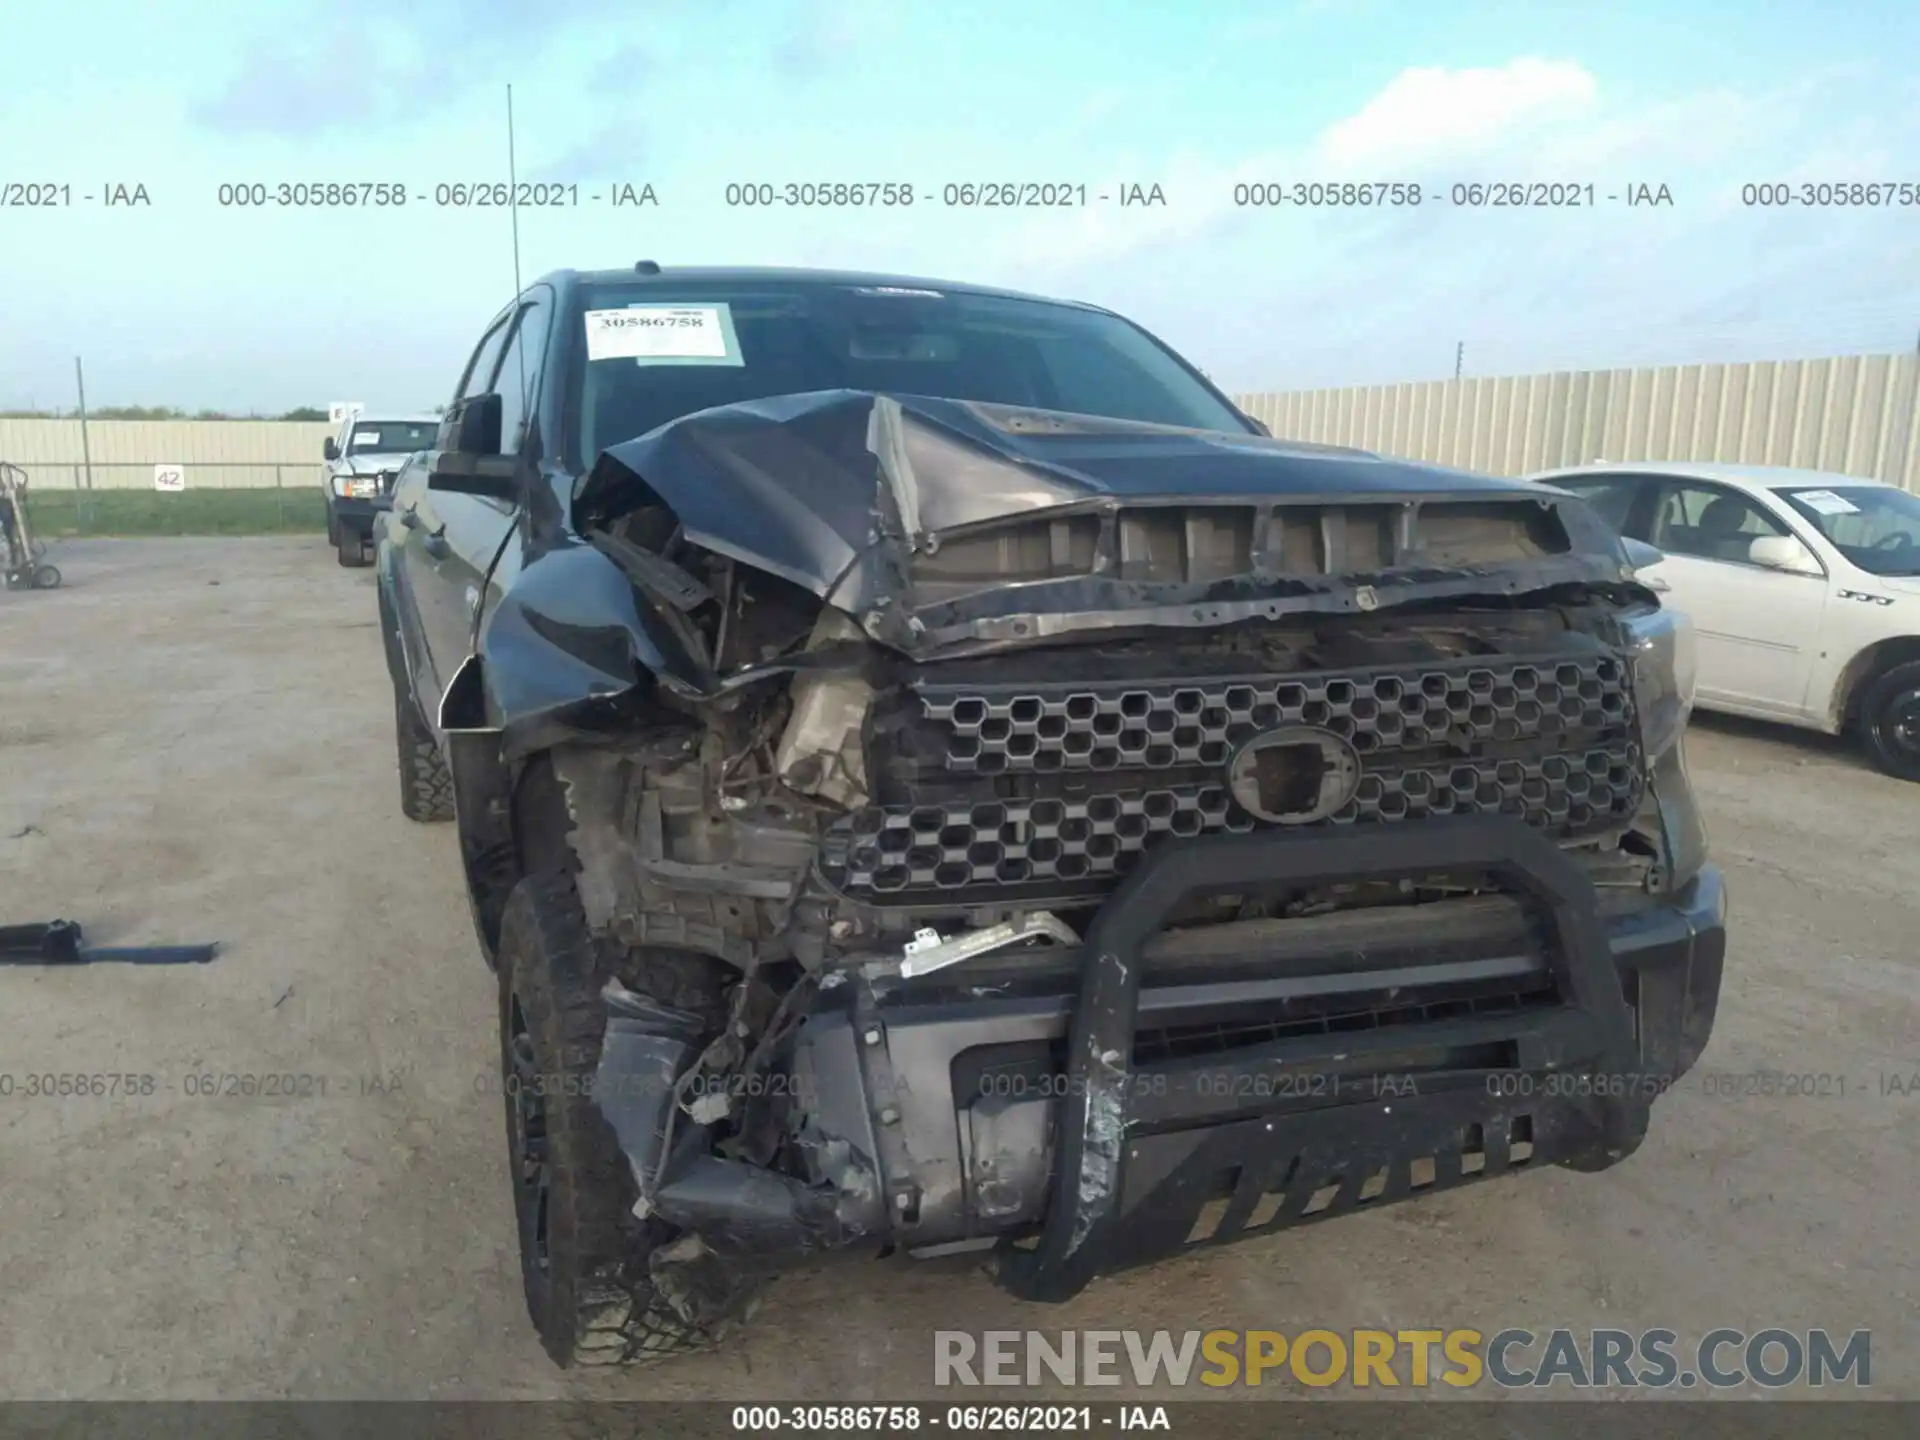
left=377, top=266, right=1726, bottom=1353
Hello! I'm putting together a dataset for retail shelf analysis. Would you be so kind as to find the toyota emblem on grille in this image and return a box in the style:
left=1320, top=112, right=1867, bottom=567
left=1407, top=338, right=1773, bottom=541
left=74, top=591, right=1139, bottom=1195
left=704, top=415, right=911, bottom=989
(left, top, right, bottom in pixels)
left=1226, top=726, right=1362, bottom=825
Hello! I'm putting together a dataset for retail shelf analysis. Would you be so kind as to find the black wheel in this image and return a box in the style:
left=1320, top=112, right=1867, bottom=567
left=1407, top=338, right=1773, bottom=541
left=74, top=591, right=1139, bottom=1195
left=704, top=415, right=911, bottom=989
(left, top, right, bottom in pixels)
left=495, top=873, right=734, bottom=1367
left=1859, top=659, right=1920, bottom=782
left=337, top=531, right=370, bottom=567
left=393, top=684, right=456, bottom=822
left=325, top=504, right=340, bottom=548
left=31, top=564, right=59, bottom=590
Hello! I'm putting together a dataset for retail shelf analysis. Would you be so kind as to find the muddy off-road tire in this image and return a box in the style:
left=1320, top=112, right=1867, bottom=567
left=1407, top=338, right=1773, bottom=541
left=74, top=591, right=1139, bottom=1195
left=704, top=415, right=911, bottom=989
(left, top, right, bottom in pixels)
left=1859, top=659, right=1920, bottom=783
left=495, top=872, right=738, bottom=1367
left=393, top=686, right=455, bottom=822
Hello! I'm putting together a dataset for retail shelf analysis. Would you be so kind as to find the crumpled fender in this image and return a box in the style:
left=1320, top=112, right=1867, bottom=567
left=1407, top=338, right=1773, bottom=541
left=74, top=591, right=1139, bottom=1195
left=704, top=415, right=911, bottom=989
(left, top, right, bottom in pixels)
left=576, top=389, right=898, bottom=600
left=477, top=535, right=715, bottom=757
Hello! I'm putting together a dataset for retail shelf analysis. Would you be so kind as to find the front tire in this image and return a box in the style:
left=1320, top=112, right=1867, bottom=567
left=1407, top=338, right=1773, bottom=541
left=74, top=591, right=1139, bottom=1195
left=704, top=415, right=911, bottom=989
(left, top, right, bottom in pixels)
left=1859, top=659, right=1920, bottom=782
left=337, top=531, right=370, bottom=567
left=325, top=504, right=340, bottom=548
left=393, top=685, right=456, bottom=822
left=495, top=874, right=724, bottom=1366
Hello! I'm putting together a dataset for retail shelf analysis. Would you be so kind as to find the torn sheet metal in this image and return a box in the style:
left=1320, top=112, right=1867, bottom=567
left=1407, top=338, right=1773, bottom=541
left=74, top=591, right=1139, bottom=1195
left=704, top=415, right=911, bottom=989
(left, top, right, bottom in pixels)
left=591, top=983, right=709, bottom=1203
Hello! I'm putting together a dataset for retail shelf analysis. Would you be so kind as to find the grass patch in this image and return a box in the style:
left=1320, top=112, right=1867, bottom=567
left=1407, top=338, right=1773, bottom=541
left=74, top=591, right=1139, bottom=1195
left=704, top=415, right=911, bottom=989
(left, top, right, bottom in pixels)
left=22, top=487, right=327, bottom=537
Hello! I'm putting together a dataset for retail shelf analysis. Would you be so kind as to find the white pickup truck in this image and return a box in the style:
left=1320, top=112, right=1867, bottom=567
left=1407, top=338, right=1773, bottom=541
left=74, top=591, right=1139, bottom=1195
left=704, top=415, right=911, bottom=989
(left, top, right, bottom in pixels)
left=321, top=411, right=440, bottom=567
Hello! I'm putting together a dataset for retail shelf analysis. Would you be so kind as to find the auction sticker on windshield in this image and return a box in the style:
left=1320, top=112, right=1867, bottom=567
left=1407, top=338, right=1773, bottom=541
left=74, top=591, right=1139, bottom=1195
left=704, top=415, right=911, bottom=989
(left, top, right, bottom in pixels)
left=1791, top=489, right=1860, bottom=516
left=584, top=304, right=744, bottom=366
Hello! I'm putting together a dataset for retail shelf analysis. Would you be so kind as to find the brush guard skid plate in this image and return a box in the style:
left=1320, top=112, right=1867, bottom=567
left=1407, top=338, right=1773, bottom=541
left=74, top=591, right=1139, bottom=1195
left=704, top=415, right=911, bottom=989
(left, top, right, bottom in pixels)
left=995, top=815, right=1648, bottom=1303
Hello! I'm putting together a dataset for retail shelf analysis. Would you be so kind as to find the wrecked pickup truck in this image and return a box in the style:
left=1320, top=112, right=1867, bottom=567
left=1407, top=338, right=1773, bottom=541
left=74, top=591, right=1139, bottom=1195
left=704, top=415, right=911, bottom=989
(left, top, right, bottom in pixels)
left=375, top=264, right=1727, bottom=1367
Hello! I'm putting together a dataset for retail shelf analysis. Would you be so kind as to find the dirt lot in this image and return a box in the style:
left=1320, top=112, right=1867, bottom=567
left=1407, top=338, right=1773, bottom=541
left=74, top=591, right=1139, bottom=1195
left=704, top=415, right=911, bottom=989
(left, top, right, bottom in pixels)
left=2, top=538, right=1916, bottom=1402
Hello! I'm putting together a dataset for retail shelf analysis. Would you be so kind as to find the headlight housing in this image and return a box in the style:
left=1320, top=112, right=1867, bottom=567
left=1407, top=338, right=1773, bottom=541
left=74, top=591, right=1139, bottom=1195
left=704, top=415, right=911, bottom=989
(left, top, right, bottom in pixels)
left=1623, top=601, right=1695, bottom=759
left=1622, top=600, right=1707, bottom=887
left=333, top=474, right=380, bottom=499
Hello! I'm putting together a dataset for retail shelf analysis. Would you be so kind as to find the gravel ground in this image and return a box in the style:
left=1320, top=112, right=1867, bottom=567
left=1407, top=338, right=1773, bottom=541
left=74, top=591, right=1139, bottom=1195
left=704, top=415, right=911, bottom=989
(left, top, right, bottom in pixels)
left=1, top=538, right=1914, bottom=1403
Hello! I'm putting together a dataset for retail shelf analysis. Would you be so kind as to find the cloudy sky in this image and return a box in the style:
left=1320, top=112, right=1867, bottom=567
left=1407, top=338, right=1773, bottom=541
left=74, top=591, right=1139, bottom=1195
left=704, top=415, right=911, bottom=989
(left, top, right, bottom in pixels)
left=1, top=0, right=1916, bottom=412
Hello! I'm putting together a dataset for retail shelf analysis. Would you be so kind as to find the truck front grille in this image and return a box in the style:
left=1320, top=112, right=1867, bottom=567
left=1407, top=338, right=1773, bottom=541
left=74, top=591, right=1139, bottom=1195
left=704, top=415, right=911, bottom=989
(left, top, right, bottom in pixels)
left=925, top=655, right=1629, bottom=773
left=820, top=652, right=1643, bottom=904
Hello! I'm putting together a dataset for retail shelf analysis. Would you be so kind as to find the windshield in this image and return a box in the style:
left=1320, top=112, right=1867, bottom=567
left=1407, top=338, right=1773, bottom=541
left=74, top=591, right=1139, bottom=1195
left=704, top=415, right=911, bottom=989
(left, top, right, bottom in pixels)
left=570, top=280, right=1250, bottom=464
left=348, top=420, right=436, bottom=455
left=1776, top=484, right=1920, bottom=575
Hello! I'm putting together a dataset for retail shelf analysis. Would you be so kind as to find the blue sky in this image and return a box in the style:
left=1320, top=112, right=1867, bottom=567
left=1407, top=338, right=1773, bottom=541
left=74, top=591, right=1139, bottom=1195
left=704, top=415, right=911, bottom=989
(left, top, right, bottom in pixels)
left=2, top=0, right=1916, bottom=412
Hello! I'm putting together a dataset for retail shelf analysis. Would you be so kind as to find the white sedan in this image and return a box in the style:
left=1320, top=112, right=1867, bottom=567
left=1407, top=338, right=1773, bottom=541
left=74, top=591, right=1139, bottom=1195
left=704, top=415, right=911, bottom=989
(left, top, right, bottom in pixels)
left=1530, top=461, right=1920, bottom=781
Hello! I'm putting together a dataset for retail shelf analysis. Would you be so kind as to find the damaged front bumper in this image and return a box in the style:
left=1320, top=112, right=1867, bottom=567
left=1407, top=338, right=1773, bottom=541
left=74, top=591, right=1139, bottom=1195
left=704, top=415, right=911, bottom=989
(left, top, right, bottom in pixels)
left=598, top=816, right=1725, bottom=1304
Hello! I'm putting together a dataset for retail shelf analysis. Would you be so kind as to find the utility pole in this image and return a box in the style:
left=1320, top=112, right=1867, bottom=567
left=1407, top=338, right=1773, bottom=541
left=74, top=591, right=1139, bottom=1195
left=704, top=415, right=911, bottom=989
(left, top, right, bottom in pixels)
left=1453, top=341, right=1464, bottom=380
left=74, top=357, right=95, bottom=492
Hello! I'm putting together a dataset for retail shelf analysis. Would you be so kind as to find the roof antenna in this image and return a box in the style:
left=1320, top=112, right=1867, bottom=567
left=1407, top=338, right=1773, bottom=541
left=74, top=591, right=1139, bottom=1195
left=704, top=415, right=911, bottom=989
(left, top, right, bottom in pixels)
left=506, top=84, right=525, bottom=307
left=504, top=84, right=529, bottom=444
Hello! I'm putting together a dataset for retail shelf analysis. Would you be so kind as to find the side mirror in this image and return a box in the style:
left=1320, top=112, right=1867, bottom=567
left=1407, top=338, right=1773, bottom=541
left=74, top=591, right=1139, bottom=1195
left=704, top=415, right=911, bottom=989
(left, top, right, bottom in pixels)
left=1620, top=536, right=1665, bottom=572
left=1748, top=534, right=1822, bottom=575
left=429, top=394, right=517, bottom=502
left=323, top=438, right=340, bottom=461
left=449, top=393, right=503, bottom=457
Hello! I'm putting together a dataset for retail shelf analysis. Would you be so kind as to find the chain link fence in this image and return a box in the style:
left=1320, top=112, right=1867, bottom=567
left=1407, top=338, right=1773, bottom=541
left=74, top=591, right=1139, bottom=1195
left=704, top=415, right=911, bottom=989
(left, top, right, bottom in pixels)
left=16, top=463, right=328, bottom=536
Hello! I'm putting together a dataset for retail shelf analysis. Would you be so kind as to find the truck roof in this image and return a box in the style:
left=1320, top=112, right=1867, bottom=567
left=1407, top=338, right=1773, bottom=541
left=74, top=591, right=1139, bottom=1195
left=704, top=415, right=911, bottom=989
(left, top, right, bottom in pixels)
left=544, top=264, right=1112, bottom=313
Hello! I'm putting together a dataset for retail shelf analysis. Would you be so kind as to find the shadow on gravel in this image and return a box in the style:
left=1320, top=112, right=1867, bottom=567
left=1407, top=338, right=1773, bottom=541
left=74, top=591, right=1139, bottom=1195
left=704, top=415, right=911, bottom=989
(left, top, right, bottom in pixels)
left=1686, top=709, right=1866, bottom=773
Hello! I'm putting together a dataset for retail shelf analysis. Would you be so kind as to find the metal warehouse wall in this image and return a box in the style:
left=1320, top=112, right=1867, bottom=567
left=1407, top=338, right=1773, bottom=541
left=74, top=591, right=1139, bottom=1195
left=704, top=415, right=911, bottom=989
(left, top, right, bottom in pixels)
left=1233, top=353, right=1920, bottom=492
left=0, top=419, right=335, bottom=489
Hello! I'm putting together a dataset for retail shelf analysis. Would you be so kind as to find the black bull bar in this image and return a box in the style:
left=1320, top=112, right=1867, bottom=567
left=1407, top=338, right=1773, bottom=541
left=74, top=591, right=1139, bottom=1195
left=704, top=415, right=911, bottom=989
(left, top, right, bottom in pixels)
left=995, top=815, right=1650, bottom=1304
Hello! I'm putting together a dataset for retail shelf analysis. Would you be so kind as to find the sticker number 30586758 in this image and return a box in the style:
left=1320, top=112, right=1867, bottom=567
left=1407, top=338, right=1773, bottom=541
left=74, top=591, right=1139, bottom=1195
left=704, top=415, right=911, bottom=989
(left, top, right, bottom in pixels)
left=583, top=305, right=741, bottom=364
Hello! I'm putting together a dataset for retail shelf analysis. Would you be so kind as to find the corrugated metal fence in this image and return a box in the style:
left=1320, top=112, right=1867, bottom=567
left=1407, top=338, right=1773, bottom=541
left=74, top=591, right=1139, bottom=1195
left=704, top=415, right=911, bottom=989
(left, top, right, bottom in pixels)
left=0, top=419, right=333, bottom=489
left=6, top=352, right=1918, bottom=493
left=1232, top=353, right=1920, bottom=491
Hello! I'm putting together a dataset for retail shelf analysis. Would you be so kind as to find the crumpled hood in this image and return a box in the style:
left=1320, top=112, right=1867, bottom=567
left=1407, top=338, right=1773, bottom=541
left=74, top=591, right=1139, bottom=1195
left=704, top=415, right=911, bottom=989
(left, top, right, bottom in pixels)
left=479, top=390, right=1645, bottom=753
left=581, top=391, right=1561, bottom=585
left=572, top=389, right=1635, bottom=656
